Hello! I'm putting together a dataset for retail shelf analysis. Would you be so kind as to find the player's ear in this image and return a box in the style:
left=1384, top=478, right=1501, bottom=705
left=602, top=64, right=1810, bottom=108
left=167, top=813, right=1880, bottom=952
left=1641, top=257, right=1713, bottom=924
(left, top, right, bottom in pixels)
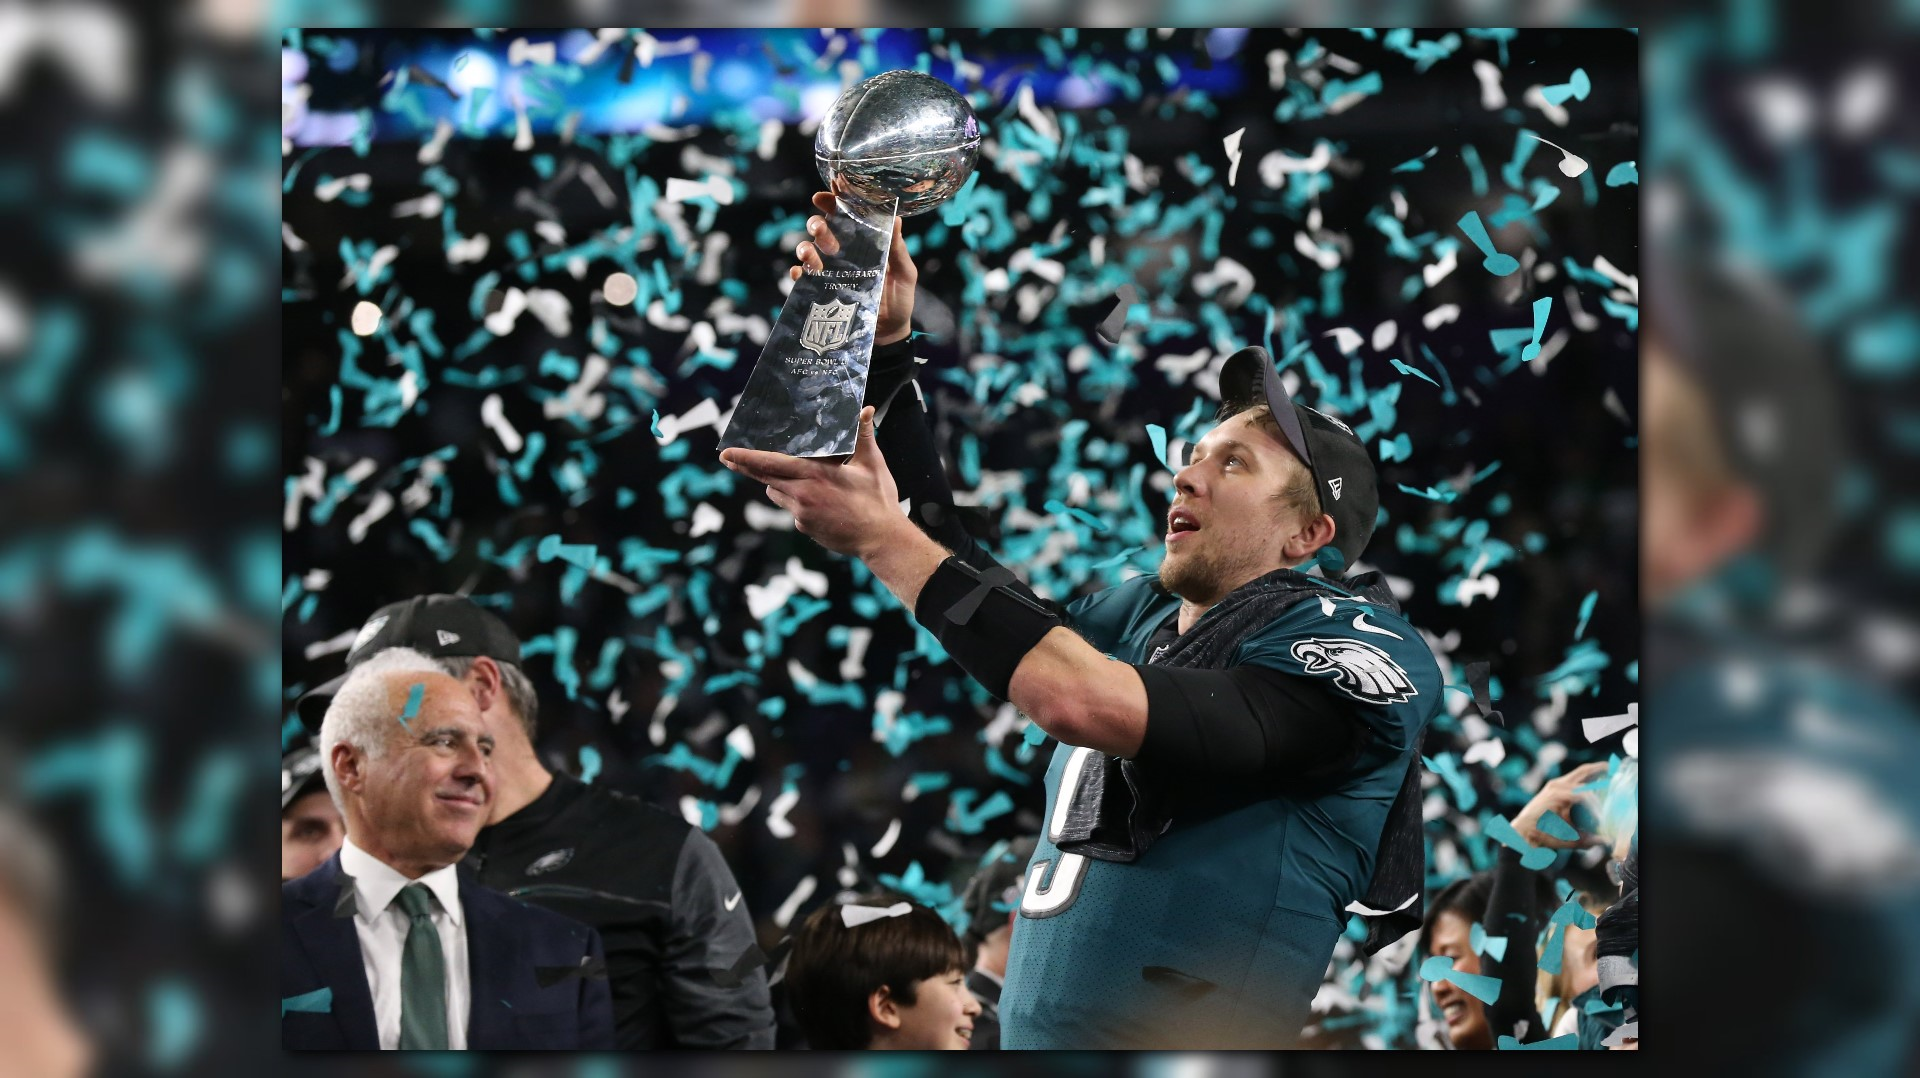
left=868, top=985, right=902, bottom=1030
left=1284, top=512, right=1337, bottom=563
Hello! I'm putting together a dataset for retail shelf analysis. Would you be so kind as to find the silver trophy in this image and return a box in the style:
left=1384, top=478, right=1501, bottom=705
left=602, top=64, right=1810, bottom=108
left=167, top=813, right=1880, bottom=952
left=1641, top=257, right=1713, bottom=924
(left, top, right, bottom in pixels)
left=718, top=70, right=980, bottom=459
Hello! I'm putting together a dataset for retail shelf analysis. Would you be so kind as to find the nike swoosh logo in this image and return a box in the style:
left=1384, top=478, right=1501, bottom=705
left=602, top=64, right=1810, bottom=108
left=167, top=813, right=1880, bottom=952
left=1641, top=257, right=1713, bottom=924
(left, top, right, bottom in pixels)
left=724, top=891, right=742, bottom=911
left=1351, top=612, right=1403, bottom=640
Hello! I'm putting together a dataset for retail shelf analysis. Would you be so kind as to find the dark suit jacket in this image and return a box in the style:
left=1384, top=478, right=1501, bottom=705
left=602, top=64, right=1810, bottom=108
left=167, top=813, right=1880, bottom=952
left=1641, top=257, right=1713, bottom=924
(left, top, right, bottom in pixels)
left=283, top=853, right=615, bottom=1050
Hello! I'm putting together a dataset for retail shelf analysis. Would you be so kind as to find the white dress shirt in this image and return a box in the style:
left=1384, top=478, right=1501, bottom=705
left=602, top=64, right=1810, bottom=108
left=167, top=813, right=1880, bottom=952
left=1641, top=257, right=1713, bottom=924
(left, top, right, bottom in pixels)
left=339, top=839, right=470, bottom=1050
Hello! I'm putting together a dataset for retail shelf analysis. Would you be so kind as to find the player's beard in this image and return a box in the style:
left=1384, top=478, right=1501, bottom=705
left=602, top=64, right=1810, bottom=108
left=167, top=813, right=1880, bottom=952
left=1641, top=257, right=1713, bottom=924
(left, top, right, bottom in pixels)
left=1159, top=533, right=1265, bottom=608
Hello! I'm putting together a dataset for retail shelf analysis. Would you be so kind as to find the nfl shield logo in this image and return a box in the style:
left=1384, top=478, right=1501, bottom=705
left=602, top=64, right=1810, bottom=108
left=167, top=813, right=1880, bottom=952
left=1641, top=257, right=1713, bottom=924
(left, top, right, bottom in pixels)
left=800, top=300, right=856, bottom=356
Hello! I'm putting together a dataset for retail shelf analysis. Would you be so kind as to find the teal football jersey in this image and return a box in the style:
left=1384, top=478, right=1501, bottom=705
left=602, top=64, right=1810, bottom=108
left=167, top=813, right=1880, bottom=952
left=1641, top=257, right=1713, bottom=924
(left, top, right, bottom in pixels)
left=998, top=571, right=1442, bottom=1048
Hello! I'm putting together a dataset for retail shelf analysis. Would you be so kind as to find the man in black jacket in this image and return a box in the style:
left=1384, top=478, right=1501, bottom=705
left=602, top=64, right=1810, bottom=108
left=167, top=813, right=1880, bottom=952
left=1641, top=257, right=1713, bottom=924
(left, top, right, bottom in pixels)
left=298, top=595, right=775, bottom=1049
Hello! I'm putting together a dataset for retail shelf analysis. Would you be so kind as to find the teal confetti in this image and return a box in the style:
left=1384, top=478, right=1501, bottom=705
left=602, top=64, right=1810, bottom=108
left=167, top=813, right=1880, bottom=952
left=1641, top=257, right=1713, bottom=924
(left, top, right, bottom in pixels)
left=1521, top=296, right=1552, bottom=363
left=1146, top=423, right=1172, bottom=471
left=1605, top=160, right=1638, bottom=187
left=1499, top=1033, right=1579, bottom=1050
left=1573, top=589, right=1598, bottom=639
left=1538, top=810, right=1581, bottom=843
left=1417, top=955, right=1503, bottom=1005
left=281, top=987, right=333, bottom=1017
left=1389, top=358, right=1439, bottom=387
left=578, top=745, right=602, bottom=784
left=1539, top=68, right=1592, bottom=107
left=399, top=681, right=425, bottom=728
left=1457, top=210, right=1518, bottom=276
left=147, top=979, right=202, bottom=1070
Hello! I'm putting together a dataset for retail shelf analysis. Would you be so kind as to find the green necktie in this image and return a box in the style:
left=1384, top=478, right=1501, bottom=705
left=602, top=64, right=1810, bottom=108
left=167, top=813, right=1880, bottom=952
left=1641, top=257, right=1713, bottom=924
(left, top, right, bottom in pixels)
left=394, top=883, right=449, bottom=1050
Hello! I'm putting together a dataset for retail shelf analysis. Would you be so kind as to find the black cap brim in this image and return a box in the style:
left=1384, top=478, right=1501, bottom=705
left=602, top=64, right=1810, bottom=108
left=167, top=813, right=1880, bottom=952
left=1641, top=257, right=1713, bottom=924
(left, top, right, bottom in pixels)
left=1220, top=346, right=1317, bottom=473
left=294, top=671, right=347, bottom=735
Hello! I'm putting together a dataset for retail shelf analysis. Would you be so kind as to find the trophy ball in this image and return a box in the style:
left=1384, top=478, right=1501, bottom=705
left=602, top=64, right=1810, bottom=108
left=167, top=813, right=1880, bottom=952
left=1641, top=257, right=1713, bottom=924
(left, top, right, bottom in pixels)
left=815, top=70, right=982, bottom=217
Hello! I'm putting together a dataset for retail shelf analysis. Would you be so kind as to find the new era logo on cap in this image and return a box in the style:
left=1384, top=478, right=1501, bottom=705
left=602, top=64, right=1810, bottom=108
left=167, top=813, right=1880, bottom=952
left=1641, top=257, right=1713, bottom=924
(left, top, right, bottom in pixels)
left=1329, top=477, right=1344, bottom=501
left=437, top=630, right=460, bottom=647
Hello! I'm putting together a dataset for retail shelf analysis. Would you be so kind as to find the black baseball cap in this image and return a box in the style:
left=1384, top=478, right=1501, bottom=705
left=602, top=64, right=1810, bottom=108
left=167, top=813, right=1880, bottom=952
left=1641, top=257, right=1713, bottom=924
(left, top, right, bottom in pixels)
left=1218, top=345, right=1379, bottom=573
left=294, top=594, right=523, bottom=732
left=281, top=745, right=328, bottom=812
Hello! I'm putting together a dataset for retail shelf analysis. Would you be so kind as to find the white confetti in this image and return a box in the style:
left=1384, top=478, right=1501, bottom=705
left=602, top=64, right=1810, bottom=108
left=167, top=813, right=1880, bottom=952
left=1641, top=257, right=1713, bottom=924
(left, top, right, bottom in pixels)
left=1472, top=59, right=1507, bottom=110
left=716, top=785, right=760, bottom=825
left=689, top=501, right=725, bottom=538
left=870, top=818, right=902, bottom=858
left=1524, top=132, right=1588, bottom=177
left=390, top=192, right=444, bottom=218
left=523, top=287, right=572, bottom=336
left=839, top=626, right=872, bottom=682
left=1834, top=64, right=1892, bottom=138
left=664, top=175, right=734, bottom=205
left=1258, top=140, right=1332, bottom=185
left=772, top=873, right=814, bottom=927
left=507, top=37, right=556, bottom=66
left=1748, top=76, right=1815, bottom=144
left=1522, top=84, right=1571, bottom=127
left=1455, top=574, right=1501, bottom=605
left=786, top=557, right=828, bottom=597
left=653, top=397, right=721, bottom=444
left=1462, top=738, right=1507, bottom=768
left=484, top=287, right=528, bottom=336
left=1581, top=702, right=1639, bottom=743
left=1192, top=257, right=1254, bottom=307
left=418, top=118, right=454, bottom=165
left=1222, top=126, right=1245, bottom=186
left=1371, top=320, right=1397, bottom=352
left=1293, top=230, right=1341, bottom=270
left=479, top=392, right=523, bottom=453
left=1421, top=244, right=1458, bottom=287
left=1422, top=304, right=1461, bottom=330
left=446, top=233, right=489, bottom=264
left=314, top=173, right=370, bottom=202
left=743, top=501, right=794, bottom=531
left=1324, top=327, right=1365, bottom=354
left=746, top=576, right=798, bottom=621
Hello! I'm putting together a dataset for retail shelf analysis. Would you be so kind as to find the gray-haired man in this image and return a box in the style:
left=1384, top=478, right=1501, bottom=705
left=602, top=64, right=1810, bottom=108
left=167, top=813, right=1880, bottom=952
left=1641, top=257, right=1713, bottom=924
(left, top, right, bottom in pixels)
left=284, top=648, right=613, bottom=1050
left=298, top=596, right=775, bottom=1049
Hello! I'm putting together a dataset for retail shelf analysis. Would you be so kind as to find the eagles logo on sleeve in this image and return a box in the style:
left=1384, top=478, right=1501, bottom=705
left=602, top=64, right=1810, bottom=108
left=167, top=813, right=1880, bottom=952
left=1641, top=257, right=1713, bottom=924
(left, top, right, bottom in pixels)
left=1290, top=637, right=1420, bottom=704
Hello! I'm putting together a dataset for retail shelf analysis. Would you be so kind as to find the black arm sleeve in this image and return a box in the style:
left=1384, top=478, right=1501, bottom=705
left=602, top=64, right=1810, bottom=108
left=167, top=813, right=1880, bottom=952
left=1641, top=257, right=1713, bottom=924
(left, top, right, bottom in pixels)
left=866, top=338, right=1059, bottom=613
left=1133, top=664, right=1367, bottom=786
left=1481, top=846, right=1548, bottom=1043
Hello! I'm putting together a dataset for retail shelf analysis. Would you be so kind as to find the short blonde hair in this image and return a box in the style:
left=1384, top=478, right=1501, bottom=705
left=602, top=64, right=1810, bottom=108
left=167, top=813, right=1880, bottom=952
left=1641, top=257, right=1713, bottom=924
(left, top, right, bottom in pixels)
left=1214, top=402, right=1324, bottom=521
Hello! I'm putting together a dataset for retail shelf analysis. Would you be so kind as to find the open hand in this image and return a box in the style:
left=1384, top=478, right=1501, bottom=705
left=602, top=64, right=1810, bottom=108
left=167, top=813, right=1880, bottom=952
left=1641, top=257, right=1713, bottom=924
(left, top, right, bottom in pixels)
left=1511, top=760, right=1611, bottom=850
left=719, top=405, right=906, bottom=559
left=791, top=188, right=918, bottom=346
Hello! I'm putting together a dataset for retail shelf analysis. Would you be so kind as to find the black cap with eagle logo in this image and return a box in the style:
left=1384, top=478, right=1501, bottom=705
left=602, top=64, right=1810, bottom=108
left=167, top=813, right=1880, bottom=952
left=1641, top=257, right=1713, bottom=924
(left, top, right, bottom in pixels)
left=295, top=594, right=524, bottom=732
left=1218, top=345, right=1380, bottom=573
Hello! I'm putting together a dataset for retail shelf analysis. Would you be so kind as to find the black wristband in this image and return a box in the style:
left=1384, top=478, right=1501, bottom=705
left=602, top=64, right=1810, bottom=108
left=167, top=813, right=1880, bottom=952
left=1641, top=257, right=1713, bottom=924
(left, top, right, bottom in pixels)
left=864, top=336, right=918, bottom=414
left=913, top=557, right=1063, bottom=699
